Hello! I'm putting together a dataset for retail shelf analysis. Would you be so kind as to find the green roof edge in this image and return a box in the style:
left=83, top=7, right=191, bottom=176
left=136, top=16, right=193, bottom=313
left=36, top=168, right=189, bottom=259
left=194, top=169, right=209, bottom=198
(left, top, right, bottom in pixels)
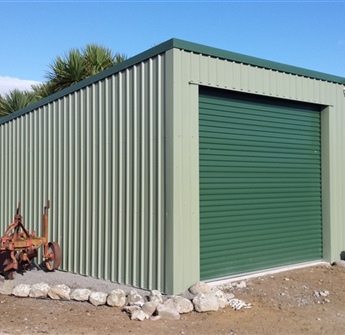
left=1, top=37, right=344, bottom=125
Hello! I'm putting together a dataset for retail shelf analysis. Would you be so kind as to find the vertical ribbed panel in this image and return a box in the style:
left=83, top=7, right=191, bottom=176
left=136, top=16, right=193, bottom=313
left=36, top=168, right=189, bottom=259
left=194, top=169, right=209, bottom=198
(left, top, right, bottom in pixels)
left=164, top=49, right=200, bottom=294
left=0, top=54, right=166, bottom=291
left=175, top=49, right=345, bottom=265
left=185, top=51, right=338, bottom=106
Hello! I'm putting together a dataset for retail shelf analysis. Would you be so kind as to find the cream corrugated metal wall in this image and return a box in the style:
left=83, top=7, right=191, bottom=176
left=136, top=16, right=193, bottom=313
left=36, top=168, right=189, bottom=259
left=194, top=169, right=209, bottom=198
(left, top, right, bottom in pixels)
left=170, top=49, right=345, bottom=292
left=0, top=54, right=167, bottom=291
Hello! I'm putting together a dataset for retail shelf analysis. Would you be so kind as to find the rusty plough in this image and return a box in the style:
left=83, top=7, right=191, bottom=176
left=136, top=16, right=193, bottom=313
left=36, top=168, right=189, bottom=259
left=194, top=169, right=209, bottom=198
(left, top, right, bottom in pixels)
left=0, top=201, right=61, bottom=279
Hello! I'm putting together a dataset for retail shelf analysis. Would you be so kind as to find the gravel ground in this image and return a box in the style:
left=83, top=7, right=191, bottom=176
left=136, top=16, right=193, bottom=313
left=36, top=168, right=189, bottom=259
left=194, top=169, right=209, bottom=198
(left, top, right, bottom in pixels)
left=1, top=264, right=345, bottom=335
left=11, top=264, right=149, bottom=296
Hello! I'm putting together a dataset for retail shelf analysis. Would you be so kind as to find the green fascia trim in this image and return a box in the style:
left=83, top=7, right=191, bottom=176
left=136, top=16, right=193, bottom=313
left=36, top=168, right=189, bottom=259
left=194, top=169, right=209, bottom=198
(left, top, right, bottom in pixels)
left=1, top=37, right=344, bottom=125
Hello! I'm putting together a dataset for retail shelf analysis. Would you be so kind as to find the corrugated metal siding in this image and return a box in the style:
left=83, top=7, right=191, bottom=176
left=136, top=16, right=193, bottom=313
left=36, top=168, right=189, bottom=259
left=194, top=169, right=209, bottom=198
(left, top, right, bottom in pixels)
left=173, top=49, right=345, bottom=267
left=187, top=51, right=336, bottom=106
left=199, top=88, right=322, bottom=280
left=164, top=50, right=200, bottom=294
left=0, top=54, right=167, bottom=291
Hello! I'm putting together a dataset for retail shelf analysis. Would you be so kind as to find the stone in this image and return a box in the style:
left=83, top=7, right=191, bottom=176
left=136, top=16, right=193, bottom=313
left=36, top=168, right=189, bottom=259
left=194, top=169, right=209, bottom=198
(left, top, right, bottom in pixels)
left=123, top=305, right=141, bottom=314
left=48, top=284, right=71, bottom=300
left=163, top=298, right=175, bottom=309
left=164, top=296, right=193, bottom=314
left=107, top=289, right=126, bottom=307
left=314, top=291, right=320, bottom=298
left=180, top=290, right=196, bottom=301
left=150, top=315, right=162, bottom=321
left=123, top=305, right=149, bottom=321
left=131, top=309, right=149, bottom=321
left=127, top=290, right=145, bottom=307
left=172, top=296, right=193, bottom=314
left=70, top=288, right=92, bottom=301
left=157, top=304, right=180, bottom=320
left=89, top=291, right=107, bottom=306
left=214, top=290, right=228, bottom=309
left=214, top=283, right=233, bottom=292
left=225, top=292, right=235, bottom=300
left=193, top=292, right=219, bottom=312
left=29, top=282, right=50, bottom=298
left=320, top=290, right=330, bottom=297
left=189, top=281, right=211, bottom=295
left=142, top=301, right=158, bottom=316
left=149, top=290, right=164, bottom=304
left=0, top=280, right=14, bottom=295
left=13, top=284, right=31, bottom=297
left=236, top=281, right=247, bottom=289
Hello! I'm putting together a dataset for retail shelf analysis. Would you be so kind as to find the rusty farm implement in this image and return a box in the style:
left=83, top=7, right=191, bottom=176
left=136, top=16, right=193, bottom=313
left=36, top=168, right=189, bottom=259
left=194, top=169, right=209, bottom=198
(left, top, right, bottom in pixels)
left=0, top=201, right=61, bottom=279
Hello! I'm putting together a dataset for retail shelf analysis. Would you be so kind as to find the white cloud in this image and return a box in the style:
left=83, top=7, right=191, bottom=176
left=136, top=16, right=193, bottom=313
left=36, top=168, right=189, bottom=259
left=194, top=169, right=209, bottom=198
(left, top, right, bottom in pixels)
left=0, top=76, right=41, bottom=96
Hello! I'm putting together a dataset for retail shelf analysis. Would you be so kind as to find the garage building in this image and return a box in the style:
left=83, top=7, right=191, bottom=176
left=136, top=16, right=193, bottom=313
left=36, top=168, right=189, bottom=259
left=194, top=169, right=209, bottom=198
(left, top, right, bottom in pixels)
left=1, top=38, right=345, bottom=294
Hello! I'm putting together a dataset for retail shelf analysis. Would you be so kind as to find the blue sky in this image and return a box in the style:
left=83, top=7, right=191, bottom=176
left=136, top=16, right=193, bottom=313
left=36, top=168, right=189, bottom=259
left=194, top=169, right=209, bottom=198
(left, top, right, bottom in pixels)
left=1, top=1, right=345, bottom=95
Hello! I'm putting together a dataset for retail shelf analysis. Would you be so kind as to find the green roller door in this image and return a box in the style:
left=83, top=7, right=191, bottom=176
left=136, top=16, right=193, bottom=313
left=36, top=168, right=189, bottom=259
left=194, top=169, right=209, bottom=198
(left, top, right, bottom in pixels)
left=199, top=87, right=322, bottom=280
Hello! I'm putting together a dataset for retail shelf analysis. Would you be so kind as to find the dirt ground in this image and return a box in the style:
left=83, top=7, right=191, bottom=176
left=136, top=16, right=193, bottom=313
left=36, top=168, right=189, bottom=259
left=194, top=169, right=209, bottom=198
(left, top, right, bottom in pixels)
left=1, top=264, right=345, bottom=335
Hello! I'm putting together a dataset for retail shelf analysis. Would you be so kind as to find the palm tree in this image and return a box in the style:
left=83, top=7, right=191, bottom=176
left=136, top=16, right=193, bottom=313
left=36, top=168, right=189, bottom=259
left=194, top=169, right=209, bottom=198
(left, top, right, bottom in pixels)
left=31, top=81, right=56, bottom=100
left=0, top=95, right=7, bottom=117
left=46, top=49, right=86, bottom=93
left=0, top=44, right=127, bottom=118
left=46, top=44, right=127, bottom=93
left=0, top=89, right=36, bottom=116
left=83, top=44, right=126, bottom=76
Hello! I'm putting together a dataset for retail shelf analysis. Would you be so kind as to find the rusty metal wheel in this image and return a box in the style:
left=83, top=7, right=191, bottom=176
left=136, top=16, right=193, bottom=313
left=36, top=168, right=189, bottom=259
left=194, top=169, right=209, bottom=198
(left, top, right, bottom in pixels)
left=45, top=242, right=61, bottom=271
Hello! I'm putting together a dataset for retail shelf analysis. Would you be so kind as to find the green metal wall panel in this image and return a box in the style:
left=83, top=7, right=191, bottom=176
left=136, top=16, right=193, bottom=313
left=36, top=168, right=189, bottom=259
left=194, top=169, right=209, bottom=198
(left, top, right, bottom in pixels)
left=199, top=88, right=322, bottom=280
left=164, top=50, right=200, bottom=294
left=0, top=54, right=167, bottom=292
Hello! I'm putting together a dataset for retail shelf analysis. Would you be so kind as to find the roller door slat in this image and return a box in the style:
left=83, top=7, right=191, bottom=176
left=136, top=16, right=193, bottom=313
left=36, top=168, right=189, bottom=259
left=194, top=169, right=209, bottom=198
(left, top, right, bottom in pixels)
left=199, top=88, right=322, bottom=280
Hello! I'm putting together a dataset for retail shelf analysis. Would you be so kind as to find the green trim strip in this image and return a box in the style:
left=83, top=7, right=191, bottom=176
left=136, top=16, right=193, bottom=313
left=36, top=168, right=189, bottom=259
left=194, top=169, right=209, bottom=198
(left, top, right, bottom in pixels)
left=1, top=37, right=344, bottom=125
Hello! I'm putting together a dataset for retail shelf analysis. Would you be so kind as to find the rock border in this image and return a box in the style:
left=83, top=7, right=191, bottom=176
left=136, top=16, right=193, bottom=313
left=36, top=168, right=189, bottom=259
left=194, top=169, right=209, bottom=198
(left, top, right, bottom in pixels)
left=0, top=280, right=252, bottom=321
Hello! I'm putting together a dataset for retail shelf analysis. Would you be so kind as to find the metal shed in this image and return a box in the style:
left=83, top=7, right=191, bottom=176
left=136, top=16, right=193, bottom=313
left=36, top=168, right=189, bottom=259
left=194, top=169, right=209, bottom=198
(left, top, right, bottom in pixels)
left=1, top=38, right=345, bottom=294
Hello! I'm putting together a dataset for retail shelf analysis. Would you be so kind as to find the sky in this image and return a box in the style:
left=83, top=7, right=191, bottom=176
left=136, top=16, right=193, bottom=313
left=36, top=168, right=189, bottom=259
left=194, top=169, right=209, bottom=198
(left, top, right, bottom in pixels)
left=0, top=1, right=345, bottom=95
